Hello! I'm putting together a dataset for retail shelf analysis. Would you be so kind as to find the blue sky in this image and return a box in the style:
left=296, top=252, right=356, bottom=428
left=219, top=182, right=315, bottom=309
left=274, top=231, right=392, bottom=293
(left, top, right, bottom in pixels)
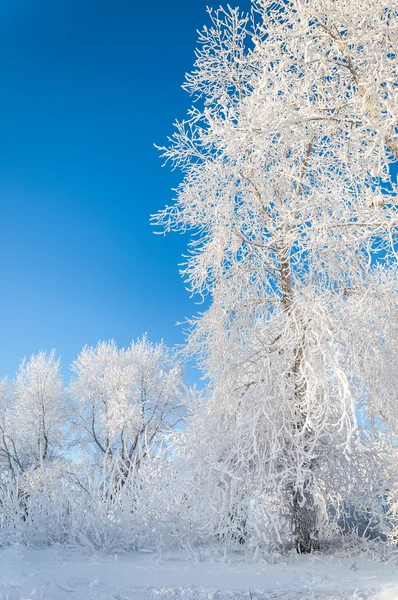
left=0, top=0, right=248, bottom=380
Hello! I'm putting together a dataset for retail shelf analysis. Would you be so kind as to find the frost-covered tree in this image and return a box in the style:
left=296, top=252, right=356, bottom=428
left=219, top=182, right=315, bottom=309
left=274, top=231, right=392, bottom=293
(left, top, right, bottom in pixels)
left=70, top=337, right=184, bottom=482
left=154, top=0, right=398, bottom=552
left=0, top=377, right=17, bottom=478
left=0, top=350, right=67, bottom=478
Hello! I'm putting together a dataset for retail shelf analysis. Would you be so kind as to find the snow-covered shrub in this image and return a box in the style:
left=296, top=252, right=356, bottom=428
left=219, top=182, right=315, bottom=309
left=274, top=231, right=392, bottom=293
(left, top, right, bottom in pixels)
left=0, top=457, right=151, bottom=551
left=0, top=462, right=71, bottom=547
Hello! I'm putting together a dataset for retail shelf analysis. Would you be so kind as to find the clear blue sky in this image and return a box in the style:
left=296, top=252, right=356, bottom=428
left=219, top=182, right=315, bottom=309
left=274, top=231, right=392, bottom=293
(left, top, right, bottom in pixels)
left=0, top=0, right=249, bottom=380
left=2, top=1, right=392, bottom=383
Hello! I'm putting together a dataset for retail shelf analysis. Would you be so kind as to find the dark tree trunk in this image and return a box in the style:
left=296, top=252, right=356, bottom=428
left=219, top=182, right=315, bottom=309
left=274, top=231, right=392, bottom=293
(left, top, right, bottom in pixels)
left=292, top=483, right=319, bottom=553
left=278, top=244, right=319, bottom=553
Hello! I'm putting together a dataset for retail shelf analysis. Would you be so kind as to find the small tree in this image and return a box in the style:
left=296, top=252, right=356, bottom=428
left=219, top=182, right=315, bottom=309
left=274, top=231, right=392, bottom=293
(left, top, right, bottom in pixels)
left=154, top=1, right=398, bottom=552
left=0, top=350, right=67, bottom=478
left=70, top=337, right=184, bottom=486
left=0, top=377, right=18, bottom=479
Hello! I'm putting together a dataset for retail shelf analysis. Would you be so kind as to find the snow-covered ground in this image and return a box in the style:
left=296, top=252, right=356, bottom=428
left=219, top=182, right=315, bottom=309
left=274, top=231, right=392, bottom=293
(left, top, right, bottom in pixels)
left=1, top=548, right=397, bottom=600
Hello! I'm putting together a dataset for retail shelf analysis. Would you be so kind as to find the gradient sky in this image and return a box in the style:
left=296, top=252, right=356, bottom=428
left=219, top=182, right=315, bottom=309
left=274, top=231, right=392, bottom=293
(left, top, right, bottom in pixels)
left=0, top=0, right=249, bottom=381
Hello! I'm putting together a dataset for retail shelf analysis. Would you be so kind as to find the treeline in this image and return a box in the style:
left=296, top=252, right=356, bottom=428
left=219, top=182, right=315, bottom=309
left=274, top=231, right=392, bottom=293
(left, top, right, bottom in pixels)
left=0, top=337, right=397, bottom=556
left=0, top=338, right=190, bottom=550
left=0, top=338, right=184, bottom=478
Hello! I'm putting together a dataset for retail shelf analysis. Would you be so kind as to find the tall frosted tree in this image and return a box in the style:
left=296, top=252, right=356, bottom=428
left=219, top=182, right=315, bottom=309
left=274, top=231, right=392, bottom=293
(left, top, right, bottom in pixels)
left=154, top=0, right=398, bottom=552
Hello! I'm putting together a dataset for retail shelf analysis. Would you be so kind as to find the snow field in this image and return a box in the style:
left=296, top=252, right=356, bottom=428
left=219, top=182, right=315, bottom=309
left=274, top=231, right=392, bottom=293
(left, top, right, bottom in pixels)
left=1, top=548, right=397, bottom=600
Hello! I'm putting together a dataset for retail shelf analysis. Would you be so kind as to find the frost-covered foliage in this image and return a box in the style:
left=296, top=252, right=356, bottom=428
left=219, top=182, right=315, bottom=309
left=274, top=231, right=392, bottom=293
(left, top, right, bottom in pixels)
left=0, top=351, right=67, bottom=479
left=70, top=337, right=184, bottom=478
left=0, top=339, right=191, bottom=552
left=154, top=0, right=398, bottom=553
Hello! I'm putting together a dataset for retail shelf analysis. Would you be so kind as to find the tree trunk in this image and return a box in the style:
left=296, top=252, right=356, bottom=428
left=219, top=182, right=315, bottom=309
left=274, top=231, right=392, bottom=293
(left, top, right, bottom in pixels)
left=279, top=244, right=319, bottom=553
left=291, top=330, right=319, bottom=553
left=292, top=483, right=319, bottom=553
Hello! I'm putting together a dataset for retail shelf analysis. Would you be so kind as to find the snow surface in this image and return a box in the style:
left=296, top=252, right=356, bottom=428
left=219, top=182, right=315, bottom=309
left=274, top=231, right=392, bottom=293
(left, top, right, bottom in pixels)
left=1, top=548, right=397, bottom=600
